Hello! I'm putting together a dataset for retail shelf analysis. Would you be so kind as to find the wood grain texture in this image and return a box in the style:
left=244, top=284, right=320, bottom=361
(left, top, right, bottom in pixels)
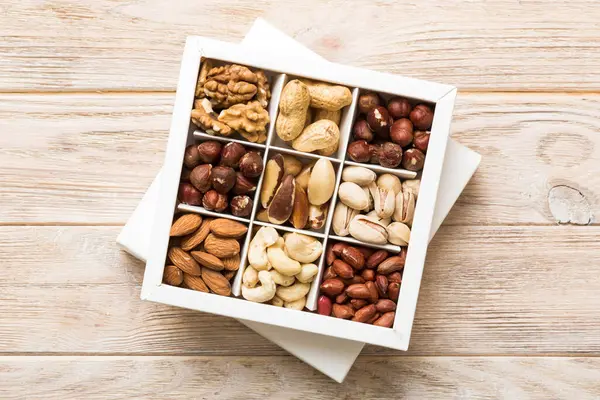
left=2, top=225, right=599, bottom=355
left=1, top=1, right=599, bottom=91
left=1, top=356, right=600, bottom=399
left=1, top=93, right=599, bottom=225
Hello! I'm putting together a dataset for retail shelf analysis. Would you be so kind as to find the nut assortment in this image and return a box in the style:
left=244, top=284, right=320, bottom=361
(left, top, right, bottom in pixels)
left=160, top=56, right=442, bottom=335
left=318, top=241, right=403, bottom=327
left=192, top=59, right=271, bottom=143
left=275, top=79, right=351, bottom=156
left=242, top=227, right=322, bottom=309
left=163, top=215, right=248, bottom=296
left=333, top=165, right=420, bottom=246
left=179, top=140, right=263, bottom=218
left=347, top=92, right=434, bottom=171
left=257, top=153, right=335, bottom=231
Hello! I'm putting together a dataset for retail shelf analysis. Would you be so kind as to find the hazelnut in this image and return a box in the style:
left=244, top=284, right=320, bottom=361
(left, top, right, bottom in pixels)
left=409, top=104, right=434, bottom=130
left=402, top=148, right=425, bottom=171
left=230, top=195, right=253, bottom=217
left=369, top=143, right=382, bottom=164
left=232, top=172, right=257, bottom=195
left=190, top=164, right=212, bottom=193
left=353, top=119, right=374, bottom=142
left=239, top=151, right=263, bottom=178
left=184, top=144, right=201, bottom=169
left=197, top=140, right=222, bottom=164
left=211, top=166, right=236, bottom=194
left=347, top=140, right=371, bottom=163
left=367, top=106, right=392, bottom=138
left=220, top=142, right=246, bottom=168
left=413, top=131, right=430, bottom=152
left=387, top=97, right=412, bottom=119
left=178, top=183, right=203, bottom=206
left=378, top=142, right=403, bottom=168
left=202, top=189, right=228, bottom=212
left=389, top=118, right=413, bottom=147
left=358, top=92, right=381, bottom=114
left=180, top=167, right=191, bottom=182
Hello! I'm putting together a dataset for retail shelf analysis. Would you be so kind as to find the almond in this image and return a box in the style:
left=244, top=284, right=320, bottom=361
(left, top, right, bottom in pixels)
left=201, top=267, right=231, bottom=296
left=191, top=251, right=225, bottom=271
left=170, top=214, right=203, bottom=236
left=223, top=270, right=236, bottom=281
left=163, top=265, right=183, bottom=286
left=210, top=218, right=248, bottom=238
left=181, top=218, right=213, bottom=251
left=204, top=233, right=240, bottom=258
left=168, top=247, right=201, bottom=276
left=222, top=254, right=241, bottom=271
left=183, top=274, right=209, bottom=292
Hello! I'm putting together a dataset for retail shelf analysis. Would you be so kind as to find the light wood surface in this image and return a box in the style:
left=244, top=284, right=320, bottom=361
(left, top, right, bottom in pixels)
left=2, top=1, right=599, bottom=398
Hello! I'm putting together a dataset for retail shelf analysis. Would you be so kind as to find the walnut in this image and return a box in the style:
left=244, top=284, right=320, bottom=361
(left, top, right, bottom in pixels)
left=255, top=70, right=271, bottom=108
left=203, top=64, right=258, bottom=108
left=191, top=98, right=233, bottom=136
left=218, top=101, right=269, bottom=143
left=195, top=59, right=212, bottom=98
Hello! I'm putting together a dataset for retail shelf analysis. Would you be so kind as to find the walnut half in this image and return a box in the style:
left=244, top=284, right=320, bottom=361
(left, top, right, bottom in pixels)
left=218, top=101, right=269, bottom=143
left=191, top=98, right=232, bottom=136
left=203, top=64, right=259, bottom=108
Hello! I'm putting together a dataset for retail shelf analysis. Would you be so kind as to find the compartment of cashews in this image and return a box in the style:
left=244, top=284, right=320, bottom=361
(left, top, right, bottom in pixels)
left=242, top=226, right=324, bottom=310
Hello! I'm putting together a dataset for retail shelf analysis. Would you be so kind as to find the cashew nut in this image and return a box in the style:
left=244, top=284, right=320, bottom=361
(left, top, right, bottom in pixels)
left=242, top=266, right=259, bottom=288
left=276, top=282, right=311, bottom=302
left=270, top=295, right=284, bottom=307
left=267, top=246, right=302, bottom=277
left=241, top=270, right=276, bottom=303
left=283, top=232, right=323, bottom=263
left=284, top=296, right=306, bottom=310
left=269, top=269, right=296, bottom=286
left=295, top=263, right=318, bottom=283
left=248, top=227, right=280, bottom=271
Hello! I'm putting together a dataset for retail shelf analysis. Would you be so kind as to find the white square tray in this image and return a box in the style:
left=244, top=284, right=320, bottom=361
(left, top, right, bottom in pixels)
left=142, top=35, right=457, bottom=351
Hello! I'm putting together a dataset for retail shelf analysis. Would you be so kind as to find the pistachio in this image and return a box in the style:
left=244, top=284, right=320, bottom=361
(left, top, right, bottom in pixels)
left=332, top=202, right=359, bottom=236
left=402, top=179, right=420, bottom=199
left=393, top=190, right=416, bottom=226
left=363, top=186, right=374, bottom=212
left=369, top=182, right=395, bottom=219
left=341, top=166, right=376, bottom=186
left=376, top=174, right=402, bottom=195
left=365, top=210, right=391, bottom=227
left=349, top=215, right=388, bottom=244
left=338, top=182, right=369, bottom=211
left=386, top=222, right=411, bottom=246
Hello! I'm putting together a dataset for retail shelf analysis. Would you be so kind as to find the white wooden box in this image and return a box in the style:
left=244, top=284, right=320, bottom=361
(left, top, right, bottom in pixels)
left=143, top=36, right=457, bottom=351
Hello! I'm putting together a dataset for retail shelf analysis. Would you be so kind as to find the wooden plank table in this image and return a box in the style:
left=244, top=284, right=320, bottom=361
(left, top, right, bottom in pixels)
left=1, top=1, right=599, bottom=398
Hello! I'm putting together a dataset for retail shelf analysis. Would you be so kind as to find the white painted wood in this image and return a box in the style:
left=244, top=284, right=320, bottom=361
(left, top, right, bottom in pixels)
left=3, top=225, right=600, bottom=355
left=1, top=1, right=599, bottom=91
left=1, top=356, right=600, bottom=399
left=1, top=93, right=598, bottom=225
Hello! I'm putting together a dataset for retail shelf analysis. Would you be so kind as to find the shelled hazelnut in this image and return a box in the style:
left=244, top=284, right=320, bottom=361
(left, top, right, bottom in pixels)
left=409, top=104, right=434, bottom=131
left=348, top=94, right=434, bottom=172
left=413, top=131, right=430, bottom=153
left=179, top=140, right=262, bottom=217
left=317, top=242, right=403, bottom=328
